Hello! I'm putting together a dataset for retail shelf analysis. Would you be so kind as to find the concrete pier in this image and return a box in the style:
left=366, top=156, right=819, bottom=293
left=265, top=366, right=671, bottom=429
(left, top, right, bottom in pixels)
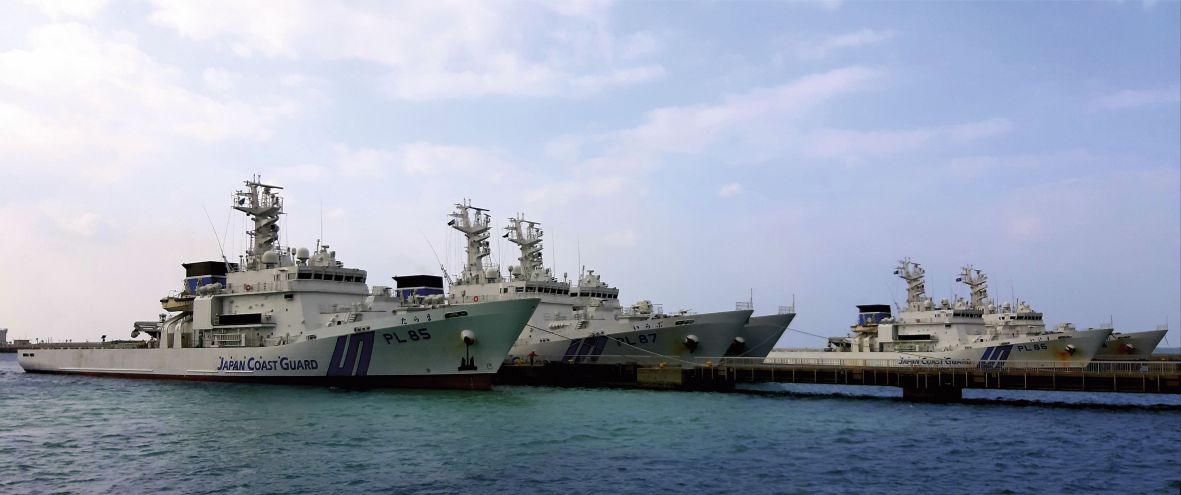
left=495, top=359, right=1181, bottom=401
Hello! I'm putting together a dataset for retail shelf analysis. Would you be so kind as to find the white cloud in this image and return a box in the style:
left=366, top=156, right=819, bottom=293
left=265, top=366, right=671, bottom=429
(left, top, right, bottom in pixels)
left=147, top=1, right=665, bottom=100
left=1094, top=86, right=1180, bottom=110
left=603, top=229, right=638, bottom=247
left=803, top=118, right=1012, bottom=160
left=719, top=183, right=743, bottom=197
left=525, top=176, right=626, bottom=204
left=947, top=118, right=1013, bottom=142
left=202, top=67, right=237, bottom=92
left=0, top=23, right=300, bottom=182
left=335, top=145, right=393, bottom=178
left=20, top=0, right=108, bottom=19
left=396, top=142, right=509, bottom=176
left=275, top=142, right=514, bottom=182
left=795, top=29, right=896, bottom=59
left=269, top=163, right=327, bottom=183
left=946, top=149, right=1095, bottom=179
left=619, top=31, right=664, bottom=59
left=610, top=66, right=881, bottom=158
left=1008, top=216, right=1040, bottom=237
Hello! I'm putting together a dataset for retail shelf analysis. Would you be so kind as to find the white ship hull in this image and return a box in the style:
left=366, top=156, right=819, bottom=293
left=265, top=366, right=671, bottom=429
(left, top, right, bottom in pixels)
left=18, top=299, right=539, bottom=390
left=766, top=327, right=1112, bottom=369
left=727, top=313, right=795, bottom=358
left=1095, top=329, right=1168, bottom=359
left=509, top=310, right=752, bottom=365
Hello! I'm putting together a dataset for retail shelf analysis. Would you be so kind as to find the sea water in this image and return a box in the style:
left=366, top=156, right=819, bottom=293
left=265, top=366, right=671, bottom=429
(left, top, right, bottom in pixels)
left=1, top=354, right=1178, bottom=494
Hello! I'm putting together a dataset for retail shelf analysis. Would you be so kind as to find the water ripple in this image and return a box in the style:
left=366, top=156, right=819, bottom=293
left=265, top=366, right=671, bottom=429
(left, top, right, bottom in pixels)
left=1, top=355, right=1178, bottom=494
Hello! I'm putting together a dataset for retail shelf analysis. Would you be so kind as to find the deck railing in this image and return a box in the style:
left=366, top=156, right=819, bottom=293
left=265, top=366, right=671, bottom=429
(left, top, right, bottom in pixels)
left=526, top=354, right=1181, bottom=373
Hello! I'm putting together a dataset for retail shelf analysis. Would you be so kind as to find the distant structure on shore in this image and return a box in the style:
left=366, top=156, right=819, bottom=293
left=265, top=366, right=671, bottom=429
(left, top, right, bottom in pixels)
left=0, top=328, right=7, bottom=345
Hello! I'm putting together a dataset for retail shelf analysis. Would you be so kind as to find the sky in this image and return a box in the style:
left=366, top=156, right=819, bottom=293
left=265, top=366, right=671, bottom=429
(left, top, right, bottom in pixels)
left=0, top=0, right=1178, bottom=349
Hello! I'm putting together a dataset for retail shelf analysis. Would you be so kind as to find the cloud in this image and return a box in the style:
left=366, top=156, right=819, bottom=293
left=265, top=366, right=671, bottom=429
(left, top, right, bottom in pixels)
left=1008, top=216, right=1040, bottom=237
left=1094, top=86, right=1181, bottom=110
left=396, top=142, right=510, bottom=176
left=524, top=176, right=626, bottom=204
left=20, top=0, right=108, bottom=19
left=334, top=146, right=392, bottom=178
left=803, top=118, right=1012, bottom=160
left=608, top=66, right=881, bottom=158
left=946, top=149, right=1096, bottom=179
left=147, top=1, right=665, bottom=100
left=795, top=29, right=896, bottom=59
left=274, top=142, right=514, bottom=183
left=603, top=229, right=638, bottom=247
left=718, top=183, right=743, bottom=197
left=201, top=67, right=237, bottom=92
left=269, top=163, right=327, bottom=183
left=0, top=23, right=301, bottom=182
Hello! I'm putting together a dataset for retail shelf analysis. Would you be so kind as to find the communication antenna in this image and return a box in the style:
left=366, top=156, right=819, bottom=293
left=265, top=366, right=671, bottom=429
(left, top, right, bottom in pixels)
left=577, top=233, right=583, bottom=279
left=202, top=206, right=231, bottom=271
left=421, top=232, right=452, bottom=288
left=221, top=208, right=231, bottom=258
left=885, top=279, right=901, bottom=313
left=283, top=212, right=289, bottom=252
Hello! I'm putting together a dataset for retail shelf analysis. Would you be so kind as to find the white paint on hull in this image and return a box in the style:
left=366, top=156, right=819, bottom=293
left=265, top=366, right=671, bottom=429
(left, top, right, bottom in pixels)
left=508, top=310, right=751, bottom=364
left=19, top=299, right=538, bottom=385
left=766, top=327, right=1112, bottom=369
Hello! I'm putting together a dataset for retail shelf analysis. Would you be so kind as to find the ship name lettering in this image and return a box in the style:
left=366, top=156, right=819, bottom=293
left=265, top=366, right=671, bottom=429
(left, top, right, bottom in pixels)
left=897, top=357, right=972, bottom=366
left=382, top=328, right=431, bottom=345
left=217, top=356, right=317, bottom=371
left=1015, top=343, right=1048, bottom=352
left=620, top=333, right=657, bottom=346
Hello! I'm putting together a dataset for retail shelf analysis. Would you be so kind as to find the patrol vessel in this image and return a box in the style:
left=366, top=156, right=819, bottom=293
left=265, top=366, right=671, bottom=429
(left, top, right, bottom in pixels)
left=444, top=202, right=751, bottom=365
left=18, top=177, right=539, bottom=389
left=726, top=301, right=796, bottom=358
left=957, top=265, right=1168, bottom=360
left=767, top=259, right=1110, bottom=368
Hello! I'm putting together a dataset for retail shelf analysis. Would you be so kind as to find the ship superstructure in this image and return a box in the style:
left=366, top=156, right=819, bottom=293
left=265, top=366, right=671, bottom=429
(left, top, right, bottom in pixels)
left=18, top=177, right=538, bottom=389
left=445, top=202, right=751, bottom=364
left=769, top=259, right=1110, bottom=368
left=957, top=265, right=1168, bottom=360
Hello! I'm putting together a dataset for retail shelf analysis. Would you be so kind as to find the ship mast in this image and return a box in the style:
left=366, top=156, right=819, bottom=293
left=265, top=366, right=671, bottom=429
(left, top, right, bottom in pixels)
left=232, top=175, right=284, bottom=271
left=894, top=258, right=928, bottom=311
left=504, top=214, right=549, bottom=282
left=957, top=265, right=990, bottom=310
left=448, top=199, right=495, bottom=284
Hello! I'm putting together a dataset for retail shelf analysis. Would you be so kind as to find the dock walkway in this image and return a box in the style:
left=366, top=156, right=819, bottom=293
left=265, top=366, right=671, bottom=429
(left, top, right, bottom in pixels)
left=496, top=356, right=1181, bottom=402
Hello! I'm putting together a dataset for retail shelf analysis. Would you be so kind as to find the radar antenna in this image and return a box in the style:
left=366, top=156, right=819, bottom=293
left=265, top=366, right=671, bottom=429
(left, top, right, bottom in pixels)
left=231, top=174, right=284, bottom=270
left=503, top=213, right=552, bottom=282
left=956, top=264, right=990, bottom=310
left=447, top=199, right=496, bottom=285
left=894, top=257, right=928, bottom=310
